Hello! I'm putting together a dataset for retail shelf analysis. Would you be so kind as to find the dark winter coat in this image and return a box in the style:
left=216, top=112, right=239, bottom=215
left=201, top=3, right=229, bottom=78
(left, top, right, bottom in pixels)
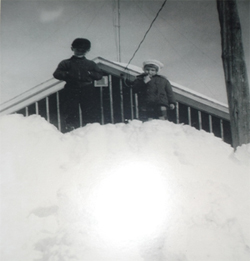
left=53, top=56, right=103, bottom=92
left=133, top=74, right=176, bottom=108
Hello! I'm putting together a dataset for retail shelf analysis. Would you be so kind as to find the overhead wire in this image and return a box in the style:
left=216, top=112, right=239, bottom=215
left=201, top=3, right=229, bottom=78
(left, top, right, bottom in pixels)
left=144, top=4, right=221, bottom=65
left=123, top=0, right=167, bottom=72
left=135, top=1, right=219, bottom=98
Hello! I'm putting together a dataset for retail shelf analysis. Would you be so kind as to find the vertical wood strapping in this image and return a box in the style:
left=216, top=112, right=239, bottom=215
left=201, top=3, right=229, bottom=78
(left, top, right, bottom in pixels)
left=209, top=115, right=213, bottom=133
left=135, top=93, right=139, bottom=119
left=220, top=119, right=224, bottom=141
left=35, top=102, right=39, bottom=115
left=188, top=106, right=191, bottom=125
left=25, top=107, right=29, bottom=116
left=130, top=87, right=134, bottom=120
left=176, top=102, right=179, bottom=124
left=100, top=87, right=104, bottom=125
left=109, top=75, right=114, bottom=123
left=198, top=110, right=202, bottom=130
left=46, top=97, right=50, bottom=122
left=79, top=104, right=83, bottom=127
left=119, top=78, right=124, bottom=122
left=56, top=92, right=61, bottom=131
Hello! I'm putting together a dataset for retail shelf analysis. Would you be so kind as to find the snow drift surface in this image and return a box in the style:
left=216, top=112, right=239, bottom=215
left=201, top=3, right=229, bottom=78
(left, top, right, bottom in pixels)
left=0, top=114, right=249, bottom=261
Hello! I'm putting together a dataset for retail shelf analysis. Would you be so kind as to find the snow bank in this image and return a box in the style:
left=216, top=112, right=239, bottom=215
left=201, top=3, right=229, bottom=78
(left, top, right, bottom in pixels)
left=0, top=114, right=249, bottom=261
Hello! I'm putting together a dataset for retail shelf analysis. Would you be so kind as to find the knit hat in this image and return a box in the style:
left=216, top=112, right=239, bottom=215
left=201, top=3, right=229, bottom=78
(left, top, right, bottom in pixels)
left=143, top=60, right=164, bottom=71
left=71, top=38, right=91, bottom=50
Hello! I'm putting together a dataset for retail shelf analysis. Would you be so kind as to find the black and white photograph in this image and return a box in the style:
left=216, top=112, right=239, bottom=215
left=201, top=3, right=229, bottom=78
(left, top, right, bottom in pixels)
left=0, top=0, right=250, bottom=260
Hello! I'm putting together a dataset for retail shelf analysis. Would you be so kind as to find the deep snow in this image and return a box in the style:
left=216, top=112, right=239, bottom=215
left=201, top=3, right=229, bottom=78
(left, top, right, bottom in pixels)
left=0, top=114, right=249, bottom=261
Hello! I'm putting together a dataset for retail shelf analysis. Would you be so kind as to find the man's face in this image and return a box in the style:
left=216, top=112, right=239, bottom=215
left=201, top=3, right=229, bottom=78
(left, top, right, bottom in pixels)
left=143, top=67, right=158, bottom=77
left=71, top=47, right=86, bottom=57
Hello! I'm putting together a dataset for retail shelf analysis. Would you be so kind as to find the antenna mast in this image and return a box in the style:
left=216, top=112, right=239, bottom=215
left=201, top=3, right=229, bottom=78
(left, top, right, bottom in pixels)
left=114, top=0, right=121, bottom=62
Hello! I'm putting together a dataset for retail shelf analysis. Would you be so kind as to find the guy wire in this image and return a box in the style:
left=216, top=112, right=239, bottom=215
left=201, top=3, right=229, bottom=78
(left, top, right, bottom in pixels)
left=123, top=0, right=167, bottom=73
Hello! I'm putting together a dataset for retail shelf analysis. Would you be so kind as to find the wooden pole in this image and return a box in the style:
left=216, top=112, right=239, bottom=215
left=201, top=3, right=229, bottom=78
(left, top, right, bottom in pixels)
left=217, top=0, right=250, bottom=149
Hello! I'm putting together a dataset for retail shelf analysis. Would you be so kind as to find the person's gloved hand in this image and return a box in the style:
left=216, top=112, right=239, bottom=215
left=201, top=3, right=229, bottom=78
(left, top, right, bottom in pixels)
left=86, top=71, right=94, bottom=81
left=67, top=69, right=91, bottom=82
left=143, top=75, right=151, bottom=83
left=169, top=104, right=175, bottom=110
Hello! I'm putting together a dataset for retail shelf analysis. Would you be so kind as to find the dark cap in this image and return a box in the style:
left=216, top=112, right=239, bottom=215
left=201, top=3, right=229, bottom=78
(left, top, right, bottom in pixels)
left=71, top=38, right=91, bottom=50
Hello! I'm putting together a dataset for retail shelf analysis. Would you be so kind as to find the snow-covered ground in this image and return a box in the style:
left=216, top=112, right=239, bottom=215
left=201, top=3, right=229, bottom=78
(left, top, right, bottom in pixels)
left=0, top=114, right=249, bottom=261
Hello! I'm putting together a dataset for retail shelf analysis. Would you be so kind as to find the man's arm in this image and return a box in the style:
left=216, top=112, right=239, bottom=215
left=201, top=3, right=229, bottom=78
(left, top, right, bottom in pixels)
left=132, top=75, right=147, bottom=93
left=88, top=62, right=103, bottom=81
left=165, top=79, right=176, bottom=109
left=53, top=60, right=70, bottom=81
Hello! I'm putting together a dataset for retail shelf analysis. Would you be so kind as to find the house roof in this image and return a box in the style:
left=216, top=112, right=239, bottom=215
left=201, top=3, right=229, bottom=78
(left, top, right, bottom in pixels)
left=94, top=57, right=229, bottom=120
left=0, top=56, right=229, bottom=120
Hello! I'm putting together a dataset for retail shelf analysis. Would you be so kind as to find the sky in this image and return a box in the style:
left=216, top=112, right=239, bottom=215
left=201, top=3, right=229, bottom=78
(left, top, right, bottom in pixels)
left=1, top=0, right=249, bottom=104
left=0, top=115, right=249, bottom=260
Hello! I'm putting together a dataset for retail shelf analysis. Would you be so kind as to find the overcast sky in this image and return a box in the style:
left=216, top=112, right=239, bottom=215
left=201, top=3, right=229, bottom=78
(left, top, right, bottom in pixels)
left=1, top=0, right=249, bottom=104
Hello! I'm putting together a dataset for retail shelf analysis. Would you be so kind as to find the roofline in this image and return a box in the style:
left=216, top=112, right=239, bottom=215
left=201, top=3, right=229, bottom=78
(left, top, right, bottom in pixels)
left=94, top=57, right=228, bottom=107
left=0, top=79, right=64, bottom=115
left=93, top=56, right=141, bottom=77
left=94, top=57, right=229, bottom=120
left=0, top=56, right=229, bottom=120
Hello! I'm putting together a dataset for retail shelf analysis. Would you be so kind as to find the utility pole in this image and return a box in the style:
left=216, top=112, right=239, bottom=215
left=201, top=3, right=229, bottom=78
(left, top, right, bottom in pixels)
left=217, top=0, right=250, bottom=149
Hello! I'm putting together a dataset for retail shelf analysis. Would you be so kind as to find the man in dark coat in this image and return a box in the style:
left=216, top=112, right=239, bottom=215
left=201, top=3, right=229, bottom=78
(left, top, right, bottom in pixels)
left=53, top=38, right=103, bottom=132
left=133, top=60, right=176, bottom=121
